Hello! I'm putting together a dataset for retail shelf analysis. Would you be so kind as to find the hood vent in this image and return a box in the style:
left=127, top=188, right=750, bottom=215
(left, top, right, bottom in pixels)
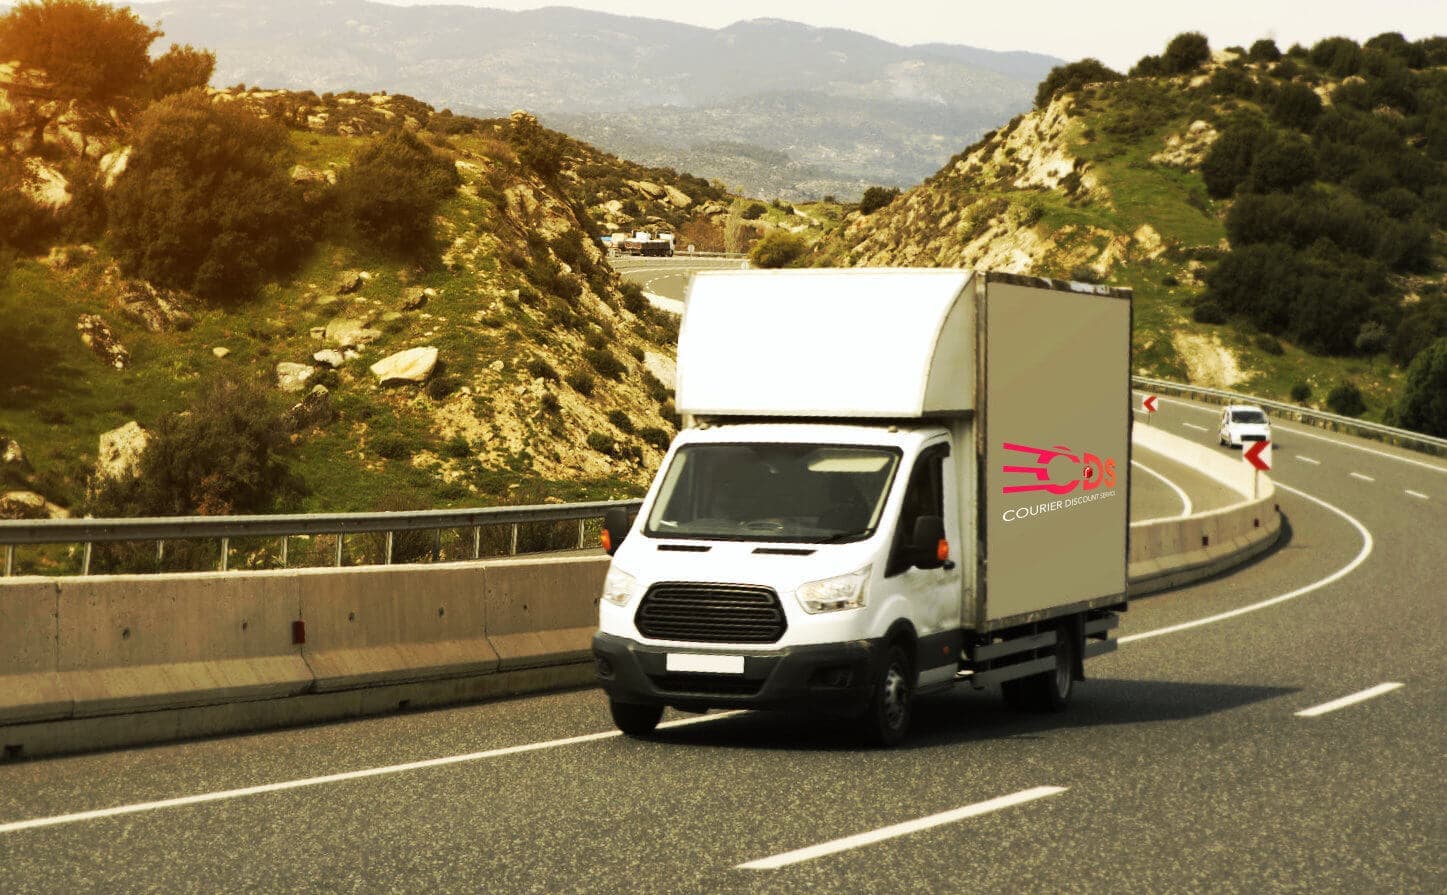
left=657, top=544, right=711, bottom=552
left=752, top=547, right=816, bottom=556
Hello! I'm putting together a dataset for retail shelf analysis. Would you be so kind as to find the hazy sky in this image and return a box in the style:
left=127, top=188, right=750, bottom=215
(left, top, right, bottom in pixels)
left=378, top=1, right=1443, bottom=71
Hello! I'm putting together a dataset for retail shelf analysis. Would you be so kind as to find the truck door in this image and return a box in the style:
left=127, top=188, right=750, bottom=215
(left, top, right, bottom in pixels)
left=884, top=442, right=962, bottom=652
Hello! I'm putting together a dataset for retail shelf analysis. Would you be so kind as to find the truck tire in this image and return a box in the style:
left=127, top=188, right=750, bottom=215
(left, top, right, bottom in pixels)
left=859, top=644, right=913, bottom=747
left=609, top=699, right=664, bottom=736
left=1001, top=625, right=1076, bottom=712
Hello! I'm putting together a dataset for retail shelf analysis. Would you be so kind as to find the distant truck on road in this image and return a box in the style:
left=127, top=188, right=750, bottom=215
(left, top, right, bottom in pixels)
left=593, top=268, right=1134, bottom=745
left=618, top=230, right=674, bottom=257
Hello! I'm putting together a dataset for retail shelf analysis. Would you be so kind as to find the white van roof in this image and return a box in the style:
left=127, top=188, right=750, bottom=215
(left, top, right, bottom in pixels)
left=675, top=268, right=975, bottom=419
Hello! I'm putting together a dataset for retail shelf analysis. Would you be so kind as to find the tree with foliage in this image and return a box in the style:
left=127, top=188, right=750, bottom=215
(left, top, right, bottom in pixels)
left=1163, top=32, right=1211, bottom=74
left=89, top=375, right=293, bottom=517
left=1247, top=39, right=1282, bottom=63
left=107, top=89, right=310, bottom=304
left=1201, top=120, right=1262, bottom=198
left=1309, top=37, right=1362, bottom=77
left=749, top=231, right=809, bottom=268
left=858, top=186, right=900, bottom=215
left=1033, top=58, right=1122, bottom=108
left=1271, top=82, right=1322, bottom=131
left=337, top=128, right=460, bottom=256
left=139, top=43, right=215, bottom=102
left=507, top=111, right=564, bottom=180
left=0, top=0, right=159, bottom=105
left=1392, top=338, right=1447, bottom=436
left=1247, top=133, right=1317, bottom=193
left=1325, top=382, right=1366, bottom=417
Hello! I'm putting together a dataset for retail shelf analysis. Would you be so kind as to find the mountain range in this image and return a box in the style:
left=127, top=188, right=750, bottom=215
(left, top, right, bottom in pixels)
left=127, top=0, right=1061, bottom=198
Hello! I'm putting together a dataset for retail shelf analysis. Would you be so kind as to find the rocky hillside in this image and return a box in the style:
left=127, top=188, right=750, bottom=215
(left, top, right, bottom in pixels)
left=822, top=36, right=1447, bottom=424
left=1, top=81, right=694, bottom=529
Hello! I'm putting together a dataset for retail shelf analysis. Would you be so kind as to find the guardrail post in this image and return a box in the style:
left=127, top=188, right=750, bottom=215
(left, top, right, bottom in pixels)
left=509, top=523, right=518, bottom=555
left=385, top=531, right=394, bottom=565
left=219, top=537, right=229, bottom=572
left=334, top=534, right=343, bottom=567
left=577, top=519, right=585, bottom=549
left=82, top=542, right=92, bottom=576
left=280, top=536, right=288, bottom=568
left=432, top=529, right=441, bottom=561
left=156, top=539, right=164, bottom=567
left=472, top=526, right=480, bottom=560
left=4, top=544, right=12, bottom=577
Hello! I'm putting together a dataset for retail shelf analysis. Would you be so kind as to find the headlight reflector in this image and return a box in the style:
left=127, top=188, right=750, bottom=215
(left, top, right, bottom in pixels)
left=796, top=564, right=871, bottom=614
left=601, top=566, right=639, bottom=607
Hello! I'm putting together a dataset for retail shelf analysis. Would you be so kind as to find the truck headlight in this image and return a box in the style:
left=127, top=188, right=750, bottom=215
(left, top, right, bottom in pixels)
left=601, top=566, right=639, bottom=607
left=796, top=564, right=871, bottom=614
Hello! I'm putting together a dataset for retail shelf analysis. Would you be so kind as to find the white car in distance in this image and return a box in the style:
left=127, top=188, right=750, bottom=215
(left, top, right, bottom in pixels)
left=1218, top=404, right=1271, bottom=448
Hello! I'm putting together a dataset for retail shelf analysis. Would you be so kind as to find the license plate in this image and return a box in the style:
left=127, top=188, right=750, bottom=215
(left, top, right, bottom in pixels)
left=666, top=653, right=745, bottom=674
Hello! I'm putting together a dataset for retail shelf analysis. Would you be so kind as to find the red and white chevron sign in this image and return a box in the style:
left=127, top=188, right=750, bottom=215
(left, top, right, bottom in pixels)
left=1142, top=395, right=1158, bottom=414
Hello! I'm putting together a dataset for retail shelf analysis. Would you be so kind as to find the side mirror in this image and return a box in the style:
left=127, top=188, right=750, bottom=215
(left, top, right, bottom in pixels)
left=602, top=508, right=631, bottom=556
left=911, top=515, right=946, bottom=570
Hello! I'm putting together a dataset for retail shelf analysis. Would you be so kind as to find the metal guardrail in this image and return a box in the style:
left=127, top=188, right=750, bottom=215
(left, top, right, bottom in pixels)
left=1131, top=376, right=1447, bottom=457
left=0, top=499, right=643, bottom=577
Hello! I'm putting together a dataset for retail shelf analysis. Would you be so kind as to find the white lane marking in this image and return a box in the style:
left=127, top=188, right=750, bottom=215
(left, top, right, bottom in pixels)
left=1405, top=490, right=1429, bottom=500
left=1131, top=459, right=1194, bottom=519
left=1296, top=683, right=1403, bottom=718
left=0, top=712, right=744, bottom=835
left=1295, top=455, right=1321, bottom=465
left=1349, top=472, right=1375, bottom=482
left=1181, top=422, right=1209, bottom=432
left=1135, top=392, right=1447, bottom=475
left=1121, top=481, right=1373, bottom=644
left=737, top=786, right=1067, bottom=870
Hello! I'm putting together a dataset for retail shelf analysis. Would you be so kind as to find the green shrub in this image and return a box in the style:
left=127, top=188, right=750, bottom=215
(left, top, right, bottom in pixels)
left=749, top=231, right=809, bottom=268
left=1201, top=122, right=1263, bottom=198
left=373, top=434, right=410, bottom=460
left=619, top=281, right=648, bottom=315
left=1069, top=265, right=1103, bottom=284
left=607, top=409, right=635, bottom=433
left=1163, top=32, right=1211, bottom=74
left=566, top=370, right=595, bottom=396
left=1290, top=382, right=1312, bottom=402
left=1309, top=37, right=1362, bottom=77
left=107, top=90, right=310, bottom=304
left=1392, top=338, right=1447, bottom=436
left=0, top=0, right=159, bottom=109
left=639, top=426, right=671, bottom=450
left=858, top=186, right=900, bottom=214
left=1271, top=83, right=1323, bottom=131
left=584, top=347, right=626, bottom=380
left=1247, top=134, right=1317, bottom=193
left=1034, top=58, right=1122, bottom=108
left=540, top=392, right=561, bottom=414
left=1254, top=333, right=1284, bottom=355
left=507, top=112, right=564, bottom=179
left=425, top=375, right=459, bottom=400
left=1354, top=321, right=1389, bottom=355
left=442, top=435, right=472, bottom=459
left=1248, top=39, right=1282, bottom=63
left=1192, top=301, right=1226, bottom=324
left=526, top=357, right=559, bottom=381
left=1325, top=382, right=1366, bottom=417
left=586, top=432, right=614, bottom=455
left=741, top=202, right=767, bottom=220
left=642, top=370, right=669, bottom=402
left=140, top=43, right=215, bottom=102
left=88, top=375, right=293, bottom=516
left=337, top=128, right=460, bottom=256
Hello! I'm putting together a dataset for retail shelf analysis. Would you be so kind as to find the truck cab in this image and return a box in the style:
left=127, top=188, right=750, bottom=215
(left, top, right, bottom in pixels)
left=594, top=269, right=1132, bottom=745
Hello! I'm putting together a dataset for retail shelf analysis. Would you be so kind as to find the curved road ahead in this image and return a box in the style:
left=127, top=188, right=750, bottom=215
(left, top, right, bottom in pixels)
left=0, top=263, right=1441, bottom=894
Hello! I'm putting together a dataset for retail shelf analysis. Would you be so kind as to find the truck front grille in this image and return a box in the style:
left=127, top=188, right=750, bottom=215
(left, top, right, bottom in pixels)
left=635, top=582, right=786, bottom=644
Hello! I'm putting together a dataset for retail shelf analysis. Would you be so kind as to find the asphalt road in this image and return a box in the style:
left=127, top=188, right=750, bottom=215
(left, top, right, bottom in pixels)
left=0, top=264, right=1441, bottom=894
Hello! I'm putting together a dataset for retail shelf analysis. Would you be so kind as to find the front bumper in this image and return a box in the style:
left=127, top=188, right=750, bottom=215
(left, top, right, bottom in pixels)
left=592, top=632, right=881, bottom=716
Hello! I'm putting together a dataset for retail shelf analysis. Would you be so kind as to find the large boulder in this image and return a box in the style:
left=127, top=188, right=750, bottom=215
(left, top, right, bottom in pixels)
left=370, top=346, right=438, bottom=385
left=0, top=491, right=68, bottom=520
left=76, top=314, right=129, bottom=370
left=275, top=362, right=316, bottom=392
left=96, top=421, right=148, bottom=481
left=114, top=278, right=195, bottom=333
left=22, top=159, right=70, bottom=210
left=334, top=270, right=371, bottom=295
left=324, top=317, right=382, bottom=349
left=1, top=437, right=28, bottom=471
left=98, top=147, right=130, bottom=189
left=312, top=348, right=345, bottom=368
left=400, top=286, right=433, bottom=311
left=663, top=185, right=693, bottom=209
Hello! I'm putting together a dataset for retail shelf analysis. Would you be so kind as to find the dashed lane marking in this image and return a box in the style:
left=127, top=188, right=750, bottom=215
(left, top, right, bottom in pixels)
left=1405, top=490, right=1429, bottom=500
left=736, top=787, right=1068, bottom=870
left=1349, top=472, right=1375, bottom=482
left=1296, top=683, right=1403, bottom=718
left=1181, top=422, right=1208, bottom=432
left=1295, top=455, right=1321, bottom=465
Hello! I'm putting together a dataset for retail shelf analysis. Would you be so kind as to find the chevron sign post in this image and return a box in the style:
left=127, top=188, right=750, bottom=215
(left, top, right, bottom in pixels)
left=1244, top=439, right=1271, bottom=498
left=1142, top=394, right=1158, bottom=424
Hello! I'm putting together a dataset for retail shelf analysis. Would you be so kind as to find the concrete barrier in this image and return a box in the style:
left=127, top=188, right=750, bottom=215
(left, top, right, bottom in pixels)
left=483, top=555, right=607, bottom=670
left=1128, top=426, right=1281, bottom=596
left=0, top=579, right=67, bottom=725
left=54, top=573, right=312, bottom=717
left=298, top=565, right=497, bottom=692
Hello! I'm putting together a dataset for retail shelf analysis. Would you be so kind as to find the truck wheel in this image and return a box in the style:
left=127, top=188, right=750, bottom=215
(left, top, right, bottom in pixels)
left=609, top=699, right=663, bottom=736
left=1001, top=626, right=1076, bottom=712
left=860, top=644, right=913, bottom=747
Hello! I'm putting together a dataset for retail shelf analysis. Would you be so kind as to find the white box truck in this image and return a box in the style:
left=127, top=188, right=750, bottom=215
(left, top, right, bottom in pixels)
left=593, top=268, right=1132, bottom=744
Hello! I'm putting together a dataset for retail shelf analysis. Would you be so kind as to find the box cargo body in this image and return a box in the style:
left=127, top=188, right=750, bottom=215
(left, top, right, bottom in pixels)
left=593, top=268, right=1132, bottom=744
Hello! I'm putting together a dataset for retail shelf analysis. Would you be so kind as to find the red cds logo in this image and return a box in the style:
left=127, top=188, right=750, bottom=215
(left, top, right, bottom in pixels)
left=1001, top=442, right=1117, bottom=495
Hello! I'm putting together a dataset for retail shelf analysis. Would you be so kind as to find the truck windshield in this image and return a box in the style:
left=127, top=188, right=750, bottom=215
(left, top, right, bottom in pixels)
left=644, top=443, right=902, bottom=542
left=1232, top=410, right=1267, bottom=424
